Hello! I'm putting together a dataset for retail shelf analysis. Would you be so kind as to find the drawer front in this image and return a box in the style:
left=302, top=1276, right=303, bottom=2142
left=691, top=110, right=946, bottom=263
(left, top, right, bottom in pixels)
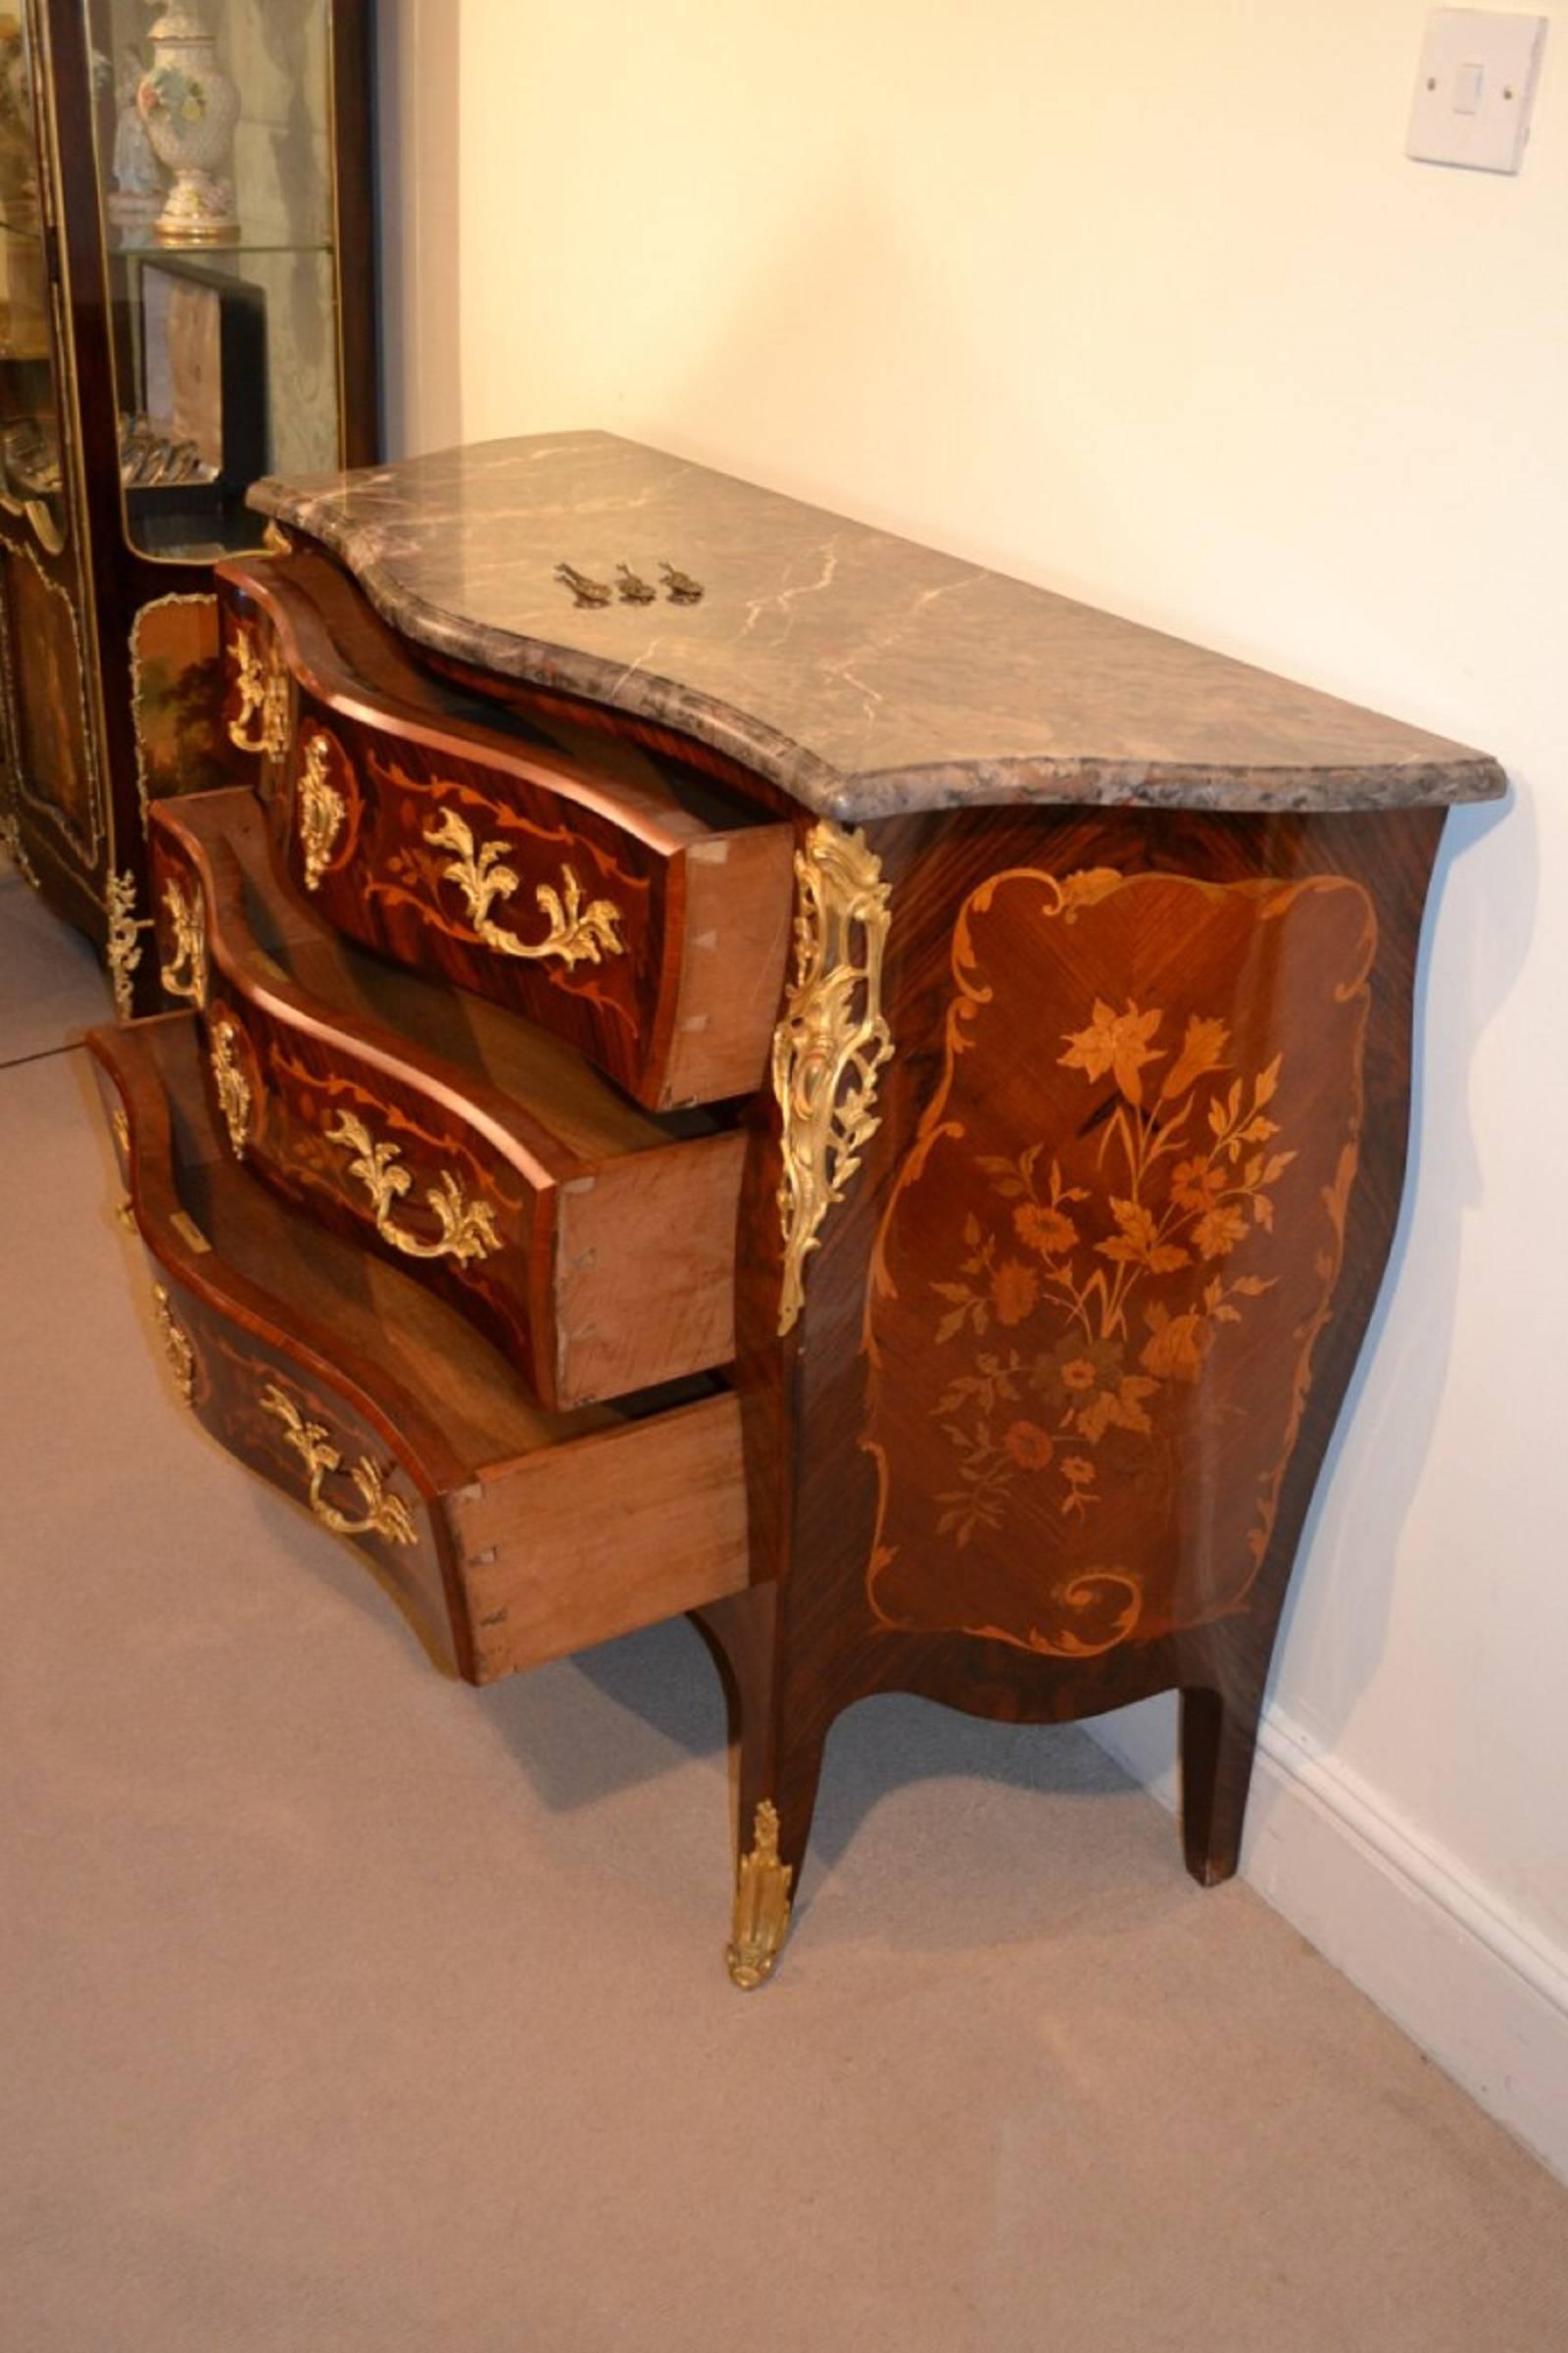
left=95, top=1043, right=459, bottom=1669
left=149, top=803, right=748, bottom=1410
left=146, top=1265, right=459, bottom=1669
left=89, top=1014, right=755, bottom=1688
left=218, top=556, right=794, bottom=1110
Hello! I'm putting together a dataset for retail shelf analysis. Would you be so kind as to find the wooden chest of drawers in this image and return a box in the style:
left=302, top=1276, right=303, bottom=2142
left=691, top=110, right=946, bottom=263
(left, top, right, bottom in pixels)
left=91, top=432, right=1504, bottom=1985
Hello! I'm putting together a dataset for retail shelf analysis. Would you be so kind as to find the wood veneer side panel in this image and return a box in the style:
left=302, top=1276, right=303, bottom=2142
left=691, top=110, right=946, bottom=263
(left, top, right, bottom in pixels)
left=773, top=804, right=1447, bottom=1743
left=452, top=1395, right=752, bottom=1683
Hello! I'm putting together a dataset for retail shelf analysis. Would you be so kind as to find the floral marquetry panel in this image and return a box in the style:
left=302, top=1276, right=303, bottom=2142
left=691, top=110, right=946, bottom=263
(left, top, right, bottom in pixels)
left=862, top=864, right=1378, bottom=1661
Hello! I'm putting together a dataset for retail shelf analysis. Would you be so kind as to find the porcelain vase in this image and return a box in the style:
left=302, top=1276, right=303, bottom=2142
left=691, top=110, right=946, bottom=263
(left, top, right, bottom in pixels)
left=136, top=8, right=239, bottom=246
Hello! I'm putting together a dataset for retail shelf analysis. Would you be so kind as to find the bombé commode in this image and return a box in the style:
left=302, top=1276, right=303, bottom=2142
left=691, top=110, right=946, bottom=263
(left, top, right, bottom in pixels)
left=89, top=431, right=1503, bottom=1986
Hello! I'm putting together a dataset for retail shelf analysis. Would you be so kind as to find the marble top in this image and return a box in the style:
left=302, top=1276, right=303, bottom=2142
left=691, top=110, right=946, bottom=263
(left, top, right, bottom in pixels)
left=251, top=432, right=1504, bottom=822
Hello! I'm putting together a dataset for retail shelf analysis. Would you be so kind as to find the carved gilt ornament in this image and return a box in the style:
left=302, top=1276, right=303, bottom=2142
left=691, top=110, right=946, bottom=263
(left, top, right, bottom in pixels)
left=771, top=819, right=893, bottom=1336
left=326, top=1109, right=502, bottom=1267
left=260, top=1384, right=418, bottom=1546
left=159, top=872, right=208, bottom=1006
left=296, top=731, right=347, bottom=891
left=151, top=1283, right=196, bottom=1404
left=726, top=1799, right=795, bottom=1989
left=228, top=621, right=289, bottom=760
left=423, top=806, right=624, bottom=968
left=106, top=870, right=144, bottom=1020
left=209, top=1013, right=251, bottom=1157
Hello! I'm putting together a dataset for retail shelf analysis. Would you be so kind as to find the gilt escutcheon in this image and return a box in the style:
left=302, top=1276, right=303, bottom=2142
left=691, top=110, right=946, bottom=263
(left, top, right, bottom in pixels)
left=209, top=1014, right=251, bottom=1157
left=296, top=731, right=347, bottom=891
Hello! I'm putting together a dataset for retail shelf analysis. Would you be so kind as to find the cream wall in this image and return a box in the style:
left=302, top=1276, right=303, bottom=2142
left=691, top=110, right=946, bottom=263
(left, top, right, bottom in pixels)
left=379, top=0, right=1568, bottom=2119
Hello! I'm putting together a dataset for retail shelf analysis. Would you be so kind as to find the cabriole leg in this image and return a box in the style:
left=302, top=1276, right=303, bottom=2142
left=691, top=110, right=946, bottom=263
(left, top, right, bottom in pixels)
left=1179, top=1684, right=1263, bottom=1887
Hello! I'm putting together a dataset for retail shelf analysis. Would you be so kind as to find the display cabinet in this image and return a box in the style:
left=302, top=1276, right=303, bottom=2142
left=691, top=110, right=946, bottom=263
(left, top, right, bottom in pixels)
left=0, top=0, right=375, bottom=1012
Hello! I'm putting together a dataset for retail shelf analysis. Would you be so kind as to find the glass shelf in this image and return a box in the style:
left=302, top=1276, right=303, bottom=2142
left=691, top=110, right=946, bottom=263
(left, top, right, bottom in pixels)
left=111, top=233, right=334, bottom=260
left=84, top=0, right=343, bottom=560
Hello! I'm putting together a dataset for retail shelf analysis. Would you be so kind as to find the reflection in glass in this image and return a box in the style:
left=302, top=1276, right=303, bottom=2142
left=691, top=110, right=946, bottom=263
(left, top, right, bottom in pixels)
left=84, top=0, right=343, bottom=559
left=0, top=10, right=67, bottom=551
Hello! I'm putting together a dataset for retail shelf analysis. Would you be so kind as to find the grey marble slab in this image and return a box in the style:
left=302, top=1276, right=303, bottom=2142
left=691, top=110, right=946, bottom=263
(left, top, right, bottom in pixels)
left=250, top=432, right=1504, bottom=821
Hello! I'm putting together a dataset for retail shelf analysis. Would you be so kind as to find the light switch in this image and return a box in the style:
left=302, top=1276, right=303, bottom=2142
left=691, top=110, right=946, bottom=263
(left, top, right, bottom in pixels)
left=1407, top=9, right=1547, bottom=172
left=1453, top=60, right=1486, bottom=112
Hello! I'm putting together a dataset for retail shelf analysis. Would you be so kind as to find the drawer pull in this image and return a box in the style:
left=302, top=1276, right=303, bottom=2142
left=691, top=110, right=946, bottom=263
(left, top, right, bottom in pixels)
left=326, top=1109, right=502, bottom=1266
left=210, top=1014, right=252, bottom=1157
left=423, top=808, right=624, bottom=969
left=297, top=731, right=346, bottom=890
left=151, top=1283, right=196, bottom=1404
left=159, top=874, right=208, bottom=1006
left=260, top=1384, right=419, bottom=1546
left=229, top=623, right=289, bottom=759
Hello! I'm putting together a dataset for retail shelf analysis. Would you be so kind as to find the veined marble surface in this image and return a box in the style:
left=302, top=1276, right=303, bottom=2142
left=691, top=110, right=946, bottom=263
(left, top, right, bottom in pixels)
left=251, top=432, right=1505, bottom=821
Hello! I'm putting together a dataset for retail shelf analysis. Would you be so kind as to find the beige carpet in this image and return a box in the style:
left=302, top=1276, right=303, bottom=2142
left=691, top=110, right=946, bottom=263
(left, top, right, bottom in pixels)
left=4, top=874, right=1567, bottom=2352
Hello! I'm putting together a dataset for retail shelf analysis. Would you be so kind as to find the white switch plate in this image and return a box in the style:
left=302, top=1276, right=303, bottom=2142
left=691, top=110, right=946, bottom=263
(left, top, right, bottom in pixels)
left=1407, top=9, right=1547, bottom=172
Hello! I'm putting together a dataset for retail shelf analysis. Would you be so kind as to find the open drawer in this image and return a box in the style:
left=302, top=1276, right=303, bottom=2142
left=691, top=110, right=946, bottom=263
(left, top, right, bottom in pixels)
left=148, top=788, right=750, bottom=1411
left=217, top=548, right=795, bottom=1110
left=88, top=1013, right=753, bottom=1687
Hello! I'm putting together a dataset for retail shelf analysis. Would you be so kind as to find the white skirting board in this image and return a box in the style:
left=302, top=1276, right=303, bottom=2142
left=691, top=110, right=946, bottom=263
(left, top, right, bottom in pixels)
left=1088, top=1696, right=1568, bottom=2187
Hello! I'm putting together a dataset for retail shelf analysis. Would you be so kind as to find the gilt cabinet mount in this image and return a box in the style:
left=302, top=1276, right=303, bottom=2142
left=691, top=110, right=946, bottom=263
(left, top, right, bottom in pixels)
left=91, top=432, right=1503, bottom=1983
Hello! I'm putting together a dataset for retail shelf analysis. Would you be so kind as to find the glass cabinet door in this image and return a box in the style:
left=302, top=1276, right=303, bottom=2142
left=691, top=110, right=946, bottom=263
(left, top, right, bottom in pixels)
left=0, top=9, right=68, bottom=553
left=81, top=0, right=343, bottom=560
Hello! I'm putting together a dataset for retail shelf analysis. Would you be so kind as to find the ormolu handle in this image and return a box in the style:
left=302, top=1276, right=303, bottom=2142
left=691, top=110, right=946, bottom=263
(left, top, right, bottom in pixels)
left=325, top=1109, right=501, bottom=1266
left=422, top=807, right=624, bottom=969
left=259, top=1383, right=417, bottom=1545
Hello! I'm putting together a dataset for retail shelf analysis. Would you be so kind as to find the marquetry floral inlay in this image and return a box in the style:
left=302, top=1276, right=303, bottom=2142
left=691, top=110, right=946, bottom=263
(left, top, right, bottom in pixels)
left=927, top=993, right=1293, bottom=1549
left=861, top=863, right=1376, bottom=1664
